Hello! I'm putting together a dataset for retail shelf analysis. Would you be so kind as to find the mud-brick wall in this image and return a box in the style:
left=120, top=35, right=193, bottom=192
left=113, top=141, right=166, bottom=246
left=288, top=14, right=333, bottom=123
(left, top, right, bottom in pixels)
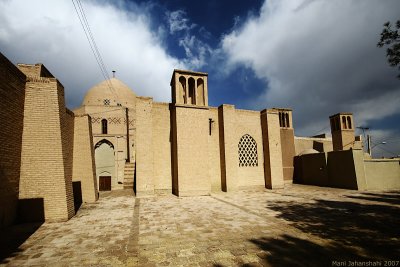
left=72, top=115, right=98, bottom=203
left=19, top=77, right=75, bottom=222
left=151, top=103, right=172, bottom=194
left=208, top=107, right=221, bottom=192
left=172, top=105, right=210, bottom=196
left=0, top=53, right=26, bottom=228
left=135, top=97, right=154, bottom=196
left=235, top=109, right=265, bottom=189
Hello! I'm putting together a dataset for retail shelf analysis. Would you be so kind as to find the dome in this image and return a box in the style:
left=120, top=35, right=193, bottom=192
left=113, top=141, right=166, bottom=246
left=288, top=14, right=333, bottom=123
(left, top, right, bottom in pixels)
left=298, top=149, right=320, bottom=156
left=82, top=78, right=136, bottom=107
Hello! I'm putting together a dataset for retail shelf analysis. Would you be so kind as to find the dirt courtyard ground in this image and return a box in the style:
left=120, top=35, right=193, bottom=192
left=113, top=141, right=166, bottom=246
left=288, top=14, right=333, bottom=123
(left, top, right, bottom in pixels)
left=1, top=184, right=399, bottom=267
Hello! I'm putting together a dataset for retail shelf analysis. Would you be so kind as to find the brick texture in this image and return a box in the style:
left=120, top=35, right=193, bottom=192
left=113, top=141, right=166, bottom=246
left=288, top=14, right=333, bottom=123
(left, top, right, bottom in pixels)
left=151, top=103, right=172, bottom=194
left=0, top=53, right=26, bottom=228
left=19, top=75, right=75, bottom=222
left=135, top=97, right=154, bottom=196
left=172, top=104, right=210, bottom=196
left=72, top=115, right=98, bottom=203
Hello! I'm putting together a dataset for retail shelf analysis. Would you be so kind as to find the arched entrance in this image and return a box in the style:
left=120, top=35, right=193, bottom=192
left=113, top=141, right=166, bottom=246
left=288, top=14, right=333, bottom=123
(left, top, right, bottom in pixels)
left=95, top=139, right=115, bottom=191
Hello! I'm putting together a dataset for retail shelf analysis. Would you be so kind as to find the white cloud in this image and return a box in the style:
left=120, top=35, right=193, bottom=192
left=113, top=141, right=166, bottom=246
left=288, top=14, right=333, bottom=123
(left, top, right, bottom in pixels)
left=166, top=10, right=196, bottom=34
left=178, top=34, right=213, bottom=69
left=165, top=9, right=214, bottom=70
left=222, top=0, right=400, bottom=136
left=0, top=0, right=186, bottom=108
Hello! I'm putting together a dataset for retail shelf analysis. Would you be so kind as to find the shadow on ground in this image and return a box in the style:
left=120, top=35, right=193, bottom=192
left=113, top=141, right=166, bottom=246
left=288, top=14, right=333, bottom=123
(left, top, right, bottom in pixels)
left=249, top=191, right=400, bottom=266
left=0, top=222, right=42, bottom=264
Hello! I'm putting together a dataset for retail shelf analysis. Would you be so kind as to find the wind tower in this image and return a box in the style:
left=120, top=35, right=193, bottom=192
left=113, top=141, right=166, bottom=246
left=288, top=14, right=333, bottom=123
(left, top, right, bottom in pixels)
left=329, top=113, right=355, bottom=151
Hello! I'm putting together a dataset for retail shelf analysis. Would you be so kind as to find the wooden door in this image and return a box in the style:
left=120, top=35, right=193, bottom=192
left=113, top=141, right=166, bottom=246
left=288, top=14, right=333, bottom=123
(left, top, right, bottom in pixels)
left=99, top=176, right=111, bottom=191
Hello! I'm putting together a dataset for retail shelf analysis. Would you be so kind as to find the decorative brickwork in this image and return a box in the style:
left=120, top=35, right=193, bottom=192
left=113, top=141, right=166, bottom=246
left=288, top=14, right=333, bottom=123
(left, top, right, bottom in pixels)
left=108, top=117, right=121, bottom=124
left=123, top=118, right=135, bottom=126
left=91, top=117, right=101, bottom=124
left=238, top=134, right=258, bottom=167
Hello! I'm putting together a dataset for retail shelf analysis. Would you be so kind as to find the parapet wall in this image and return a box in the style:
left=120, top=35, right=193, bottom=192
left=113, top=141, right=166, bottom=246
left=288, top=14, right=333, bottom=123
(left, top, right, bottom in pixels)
left=364, top=159, right=400, bottom=190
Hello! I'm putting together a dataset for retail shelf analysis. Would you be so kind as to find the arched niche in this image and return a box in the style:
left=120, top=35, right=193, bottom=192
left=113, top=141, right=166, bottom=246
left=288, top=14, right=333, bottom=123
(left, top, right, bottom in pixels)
left=196, top=78, right=204, bottom=106
left=188, top=77, right=195, bottom=104
left=347, top=116, right=352, bottom=129
left=285, top=113, right=290, bottom=128
left=342, top=116, right=347, bottom=129
left=179, top=76, right=186, bottom=104
left=101, top=119, right=108, bottom=134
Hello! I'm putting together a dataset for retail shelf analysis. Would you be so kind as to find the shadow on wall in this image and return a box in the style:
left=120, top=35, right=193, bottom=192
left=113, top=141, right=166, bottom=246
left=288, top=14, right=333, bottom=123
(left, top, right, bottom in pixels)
left=250, top=192, right=400, bottom=266
left=0, top=198, right=44, bottom=263
left=72, top=181, right=82, bottom=213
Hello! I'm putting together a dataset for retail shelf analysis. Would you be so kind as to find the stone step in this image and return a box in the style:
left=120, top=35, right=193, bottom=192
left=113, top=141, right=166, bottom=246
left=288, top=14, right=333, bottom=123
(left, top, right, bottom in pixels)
left=123, top=162, right=135, bottom=189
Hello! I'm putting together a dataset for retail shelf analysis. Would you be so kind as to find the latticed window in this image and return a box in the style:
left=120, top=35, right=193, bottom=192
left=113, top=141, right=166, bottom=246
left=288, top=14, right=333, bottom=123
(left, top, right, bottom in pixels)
left=103, top=99, right=110, bottom=105
left=238, top=134, right=258, bottom=167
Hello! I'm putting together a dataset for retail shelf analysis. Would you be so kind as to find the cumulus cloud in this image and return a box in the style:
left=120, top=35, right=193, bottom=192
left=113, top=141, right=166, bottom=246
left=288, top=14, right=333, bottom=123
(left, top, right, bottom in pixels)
left=222, top=0, right=400, bottom=138
left=0, top=0, right=185, bottom=108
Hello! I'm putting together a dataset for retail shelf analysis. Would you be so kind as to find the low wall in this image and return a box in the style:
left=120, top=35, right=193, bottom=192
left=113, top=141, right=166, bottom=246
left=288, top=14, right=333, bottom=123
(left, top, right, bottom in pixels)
left=364, top=159, right=400, bottom=190
left=293, top=152, right=328, bottom=186
left=295, top=149, right=400, bottom=191
left=326, top=150, right=358, bottom=189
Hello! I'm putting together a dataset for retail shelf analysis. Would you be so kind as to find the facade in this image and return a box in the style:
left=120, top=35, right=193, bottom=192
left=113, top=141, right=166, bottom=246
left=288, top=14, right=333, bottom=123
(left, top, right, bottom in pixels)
left=76, top=69, right=294, bottom=196
left=1, top=50, right=399, bottom=229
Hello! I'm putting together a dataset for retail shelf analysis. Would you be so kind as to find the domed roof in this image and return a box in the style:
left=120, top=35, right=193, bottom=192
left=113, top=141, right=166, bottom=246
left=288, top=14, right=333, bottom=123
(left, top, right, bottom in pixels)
left=82, top=78, right=136, bottom=107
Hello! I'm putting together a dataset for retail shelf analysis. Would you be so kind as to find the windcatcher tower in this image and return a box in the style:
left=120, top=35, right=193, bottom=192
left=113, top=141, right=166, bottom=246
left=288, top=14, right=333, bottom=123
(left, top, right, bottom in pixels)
left=171, top=69, right=208, bottom=106
left=330, top=113, right=355, bottom=151
left=275, top=108, right=295, bottom=183
left=170, top=69, right=210, bottom=196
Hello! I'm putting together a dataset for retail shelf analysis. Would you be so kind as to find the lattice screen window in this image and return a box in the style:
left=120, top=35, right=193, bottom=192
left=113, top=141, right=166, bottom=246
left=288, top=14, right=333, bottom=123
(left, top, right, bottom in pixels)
left=103, top=99, right=110, bottom=105
left=238, top=134, right=258, bottom=167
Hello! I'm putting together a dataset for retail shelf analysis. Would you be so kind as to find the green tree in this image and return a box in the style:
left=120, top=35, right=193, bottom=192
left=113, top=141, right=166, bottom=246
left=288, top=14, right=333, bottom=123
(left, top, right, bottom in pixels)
left=377, top=20, right=400, bottom=78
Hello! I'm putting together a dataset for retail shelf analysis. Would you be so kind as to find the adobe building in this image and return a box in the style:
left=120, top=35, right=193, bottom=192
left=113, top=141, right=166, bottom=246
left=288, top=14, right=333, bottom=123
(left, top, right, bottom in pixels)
left=74, top=69, right=293, bottom=196
left=1, top=50, right=399, bottom=229
left=294, top=113, right=400, bottom=190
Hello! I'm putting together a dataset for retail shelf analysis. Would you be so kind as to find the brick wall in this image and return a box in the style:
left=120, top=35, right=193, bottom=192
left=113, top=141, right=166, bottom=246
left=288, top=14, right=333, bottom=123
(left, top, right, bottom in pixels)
left=19, top=75, right=75, bottom=221
left=235, top=109, right=265, bottom=189
left=135, top=97, right=154, bottom=196
left=261, top=109, right=284, bottom=189
left=208, top=108, right=222, bottom=192
left=280, top=129, right=295, bottom=182
left=218, top=105, right=238, bottom=192
left=172, top=104, right=210, bottom=196
left=62, top=107, right=75, bottom=216
left=151, top=103, right=172, bottom=194
left=72, top=115, right=98, bottom=203
left=0, top=53, right=26, bottom=228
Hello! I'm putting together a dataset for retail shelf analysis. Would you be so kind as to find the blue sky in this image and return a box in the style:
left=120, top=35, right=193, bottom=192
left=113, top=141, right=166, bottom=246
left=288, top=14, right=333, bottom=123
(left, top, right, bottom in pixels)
left=0, top=0, right=399, bottom=157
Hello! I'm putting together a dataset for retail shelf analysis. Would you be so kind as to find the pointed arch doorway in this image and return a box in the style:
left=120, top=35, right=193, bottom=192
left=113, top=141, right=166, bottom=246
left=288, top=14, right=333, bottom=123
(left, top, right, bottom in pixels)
left=95, top=139, right=115, bottom=191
